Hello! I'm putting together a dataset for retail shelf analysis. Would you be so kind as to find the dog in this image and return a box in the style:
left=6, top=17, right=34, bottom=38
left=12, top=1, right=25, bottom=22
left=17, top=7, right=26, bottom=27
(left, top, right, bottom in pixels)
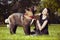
left=5, top=13, right=32, bottom=35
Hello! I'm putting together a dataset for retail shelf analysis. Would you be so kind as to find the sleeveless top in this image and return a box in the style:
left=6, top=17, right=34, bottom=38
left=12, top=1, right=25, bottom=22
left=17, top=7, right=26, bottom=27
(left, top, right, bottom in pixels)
left=37, top=14, right=49, bottom=35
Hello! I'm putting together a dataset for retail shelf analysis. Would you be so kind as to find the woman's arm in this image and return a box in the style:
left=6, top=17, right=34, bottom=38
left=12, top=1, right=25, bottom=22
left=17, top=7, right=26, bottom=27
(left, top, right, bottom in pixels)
left=40, top=20, right=48, bottom=31
left=37, top=20, right=41, bottom=30
left=36, top=18, right=48, bottom=31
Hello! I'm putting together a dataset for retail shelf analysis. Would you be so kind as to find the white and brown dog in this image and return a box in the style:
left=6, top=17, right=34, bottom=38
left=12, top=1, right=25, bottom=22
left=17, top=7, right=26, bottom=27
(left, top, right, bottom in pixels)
left=5, top=13, right=33, bottom=35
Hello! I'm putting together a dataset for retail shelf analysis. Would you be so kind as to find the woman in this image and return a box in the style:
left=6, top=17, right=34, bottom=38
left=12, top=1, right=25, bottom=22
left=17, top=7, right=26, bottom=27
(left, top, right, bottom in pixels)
left=36, top=8, right=50, bottom=35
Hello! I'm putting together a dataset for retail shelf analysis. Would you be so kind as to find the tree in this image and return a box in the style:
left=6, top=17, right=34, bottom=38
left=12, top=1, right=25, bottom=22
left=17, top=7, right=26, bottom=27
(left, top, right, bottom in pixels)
left=38, top=0, right=59, bottom=13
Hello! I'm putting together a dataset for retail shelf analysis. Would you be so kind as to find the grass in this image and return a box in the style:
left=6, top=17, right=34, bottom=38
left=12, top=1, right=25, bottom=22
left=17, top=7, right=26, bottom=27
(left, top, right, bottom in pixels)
left=0, top=24, right=60, bottom=40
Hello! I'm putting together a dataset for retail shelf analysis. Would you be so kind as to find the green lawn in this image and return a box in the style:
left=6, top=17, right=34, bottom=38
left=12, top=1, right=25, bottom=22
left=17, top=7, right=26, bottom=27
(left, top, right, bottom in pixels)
left=0, top=24, right=60, bottom=40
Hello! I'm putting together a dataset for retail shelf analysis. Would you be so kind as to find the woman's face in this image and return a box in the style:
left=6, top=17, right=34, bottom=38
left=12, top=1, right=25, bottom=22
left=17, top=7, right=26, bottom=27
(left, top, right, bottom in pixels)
left=42, top=8, right=48, bottom=15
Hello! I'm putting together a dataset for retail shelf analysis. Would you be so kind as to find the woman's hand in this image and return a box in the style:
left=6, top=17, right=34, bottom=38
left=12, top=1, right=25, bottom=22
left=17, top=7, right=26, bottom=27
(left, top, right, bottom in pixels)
left=39, top=26, right=42, bottom=31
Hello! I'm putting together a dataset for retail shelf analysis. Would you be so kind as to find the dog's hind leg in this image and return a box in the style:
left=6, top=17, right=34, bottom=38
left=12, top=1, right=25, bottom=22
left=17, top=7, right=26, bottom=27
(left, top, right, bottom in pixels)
left=13, top=25, right=17, bottom=34
left=9, top=24, right=17, bottom=34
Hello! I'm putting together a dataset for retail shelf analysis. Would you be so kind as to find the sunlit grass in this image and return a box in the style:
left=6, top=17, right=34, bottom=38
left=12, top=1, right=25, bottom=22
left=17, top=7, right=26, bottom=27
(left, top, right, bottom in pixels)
left=0, top=24, right=60, bottom=40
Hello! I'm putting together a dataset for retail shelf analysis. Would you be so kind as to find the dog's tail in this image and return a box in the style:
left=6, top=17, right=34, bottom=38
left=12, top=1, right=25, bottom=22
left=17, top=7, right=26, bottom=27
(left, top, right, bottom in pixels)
left=5, top=18, right=9, bottom=23
left=5, top=18, right=10, bottom=28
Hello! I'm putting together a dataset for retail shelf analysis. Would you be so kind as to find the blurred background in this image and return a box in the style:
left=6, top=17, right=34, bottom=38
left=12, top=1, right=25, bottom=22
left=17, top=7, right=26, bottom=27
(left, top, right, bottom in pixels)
left=0, top=0, right=60, bottom=24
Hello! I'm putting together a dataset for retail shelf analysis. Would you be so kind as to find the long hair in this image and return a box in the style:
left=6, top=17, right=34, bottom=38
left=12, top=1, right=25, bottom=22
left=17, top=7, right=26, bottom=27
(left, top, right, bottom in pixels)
left=45, top=8, right=51, bottom=24
left=39, top=8, right=51, bottom=24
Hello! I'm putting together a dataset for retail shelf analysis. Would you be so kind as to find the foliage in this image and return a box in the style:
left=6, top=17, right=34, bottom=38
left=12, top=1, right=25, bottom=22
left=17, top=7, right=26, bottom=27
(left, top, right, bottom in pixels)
left=36, top=0, right=60, bottom=23
left=37, top=0, right=59, bottom=13
left=0, top=0, right=40, bottom=24
left=0, top=0, right=60, bottom=24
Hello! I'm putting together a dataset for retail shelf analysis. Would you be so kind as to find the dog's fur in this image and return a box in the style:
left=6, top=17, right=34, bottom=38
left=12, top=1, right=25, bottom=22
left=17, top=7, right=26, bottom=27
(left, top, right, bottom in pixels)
left=5, top=13, right=32, bottom=35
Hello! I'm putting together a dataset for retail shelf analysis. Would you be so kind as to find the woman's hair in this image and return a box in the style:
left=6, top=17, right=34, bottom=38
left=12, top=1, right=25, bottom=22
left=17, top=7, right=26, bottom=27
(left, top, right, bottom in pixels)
left=46, top=8, right=50, bottom=15
left=46, top=8, right=51, bottom=24
left=40, top=8, right=50, bottom=14
left=40, top=8, right=51, bottom=24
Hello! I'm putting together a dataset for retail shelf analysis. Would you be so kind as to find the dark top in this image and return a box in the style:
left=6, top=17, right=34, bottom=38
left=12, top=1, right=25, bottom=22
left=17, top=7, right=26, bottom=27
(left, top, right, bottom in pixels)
left=36, top=14, right=49, bottom=35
